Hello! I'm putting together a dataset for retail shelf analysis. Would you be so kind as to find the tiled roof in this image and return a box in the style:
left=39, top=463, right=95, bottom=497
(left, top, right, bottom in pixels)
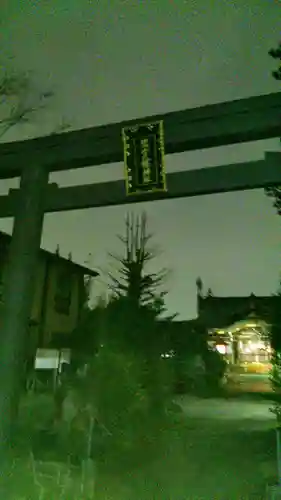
left=198, top=293, right=278, bottom=328
left=0, top=230, right=99, bottom=277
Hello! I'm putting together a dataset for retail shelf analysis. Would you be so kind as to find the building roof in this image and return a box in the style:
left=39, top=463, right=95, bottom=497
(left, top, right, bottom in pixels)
left=197, top=292, right=278, bottom=329
left=0, top=230, right=99, bottom=278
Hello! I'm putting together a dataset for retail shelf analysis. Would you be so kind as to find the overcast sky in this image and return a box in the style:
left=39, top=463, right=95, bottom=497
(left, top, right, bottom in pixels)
left=1, top=1, right=281, bottom=319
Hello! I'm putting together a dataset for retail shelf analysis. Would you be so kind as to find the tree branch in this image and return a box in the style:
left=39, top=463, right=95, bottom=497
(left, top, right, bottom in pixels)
left=0, top=65, right=55, bottom=140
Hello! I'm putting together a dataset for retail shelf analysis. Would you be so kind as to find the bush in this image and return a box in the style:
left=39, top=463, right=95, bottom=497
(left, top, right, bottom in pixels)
left=203, top=348, right=227, bottom=392
left=270, top=352, right=281, bottom=391
left=172, top=347, right=227, bottom=396
left=54, top=342, right=175, bottom=471
left=173, top=355, right=205, bottom=394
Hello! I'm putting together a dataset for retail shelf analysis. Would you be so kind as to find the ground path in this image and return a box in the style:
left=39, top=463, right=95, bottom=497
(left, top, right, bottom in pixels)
left=160, top=393, right=277, bottom=499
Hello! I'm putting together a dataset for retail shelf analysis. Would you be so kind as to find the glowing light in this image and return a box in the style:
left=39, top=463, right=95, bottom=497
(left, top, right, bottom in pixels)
left=216, top=344, right=226, bottom=355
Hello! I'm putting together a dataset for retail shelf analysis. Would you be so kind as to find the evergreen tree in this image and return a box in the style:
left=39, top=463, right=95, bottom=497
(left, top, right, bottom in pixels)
left=58, top=215, right=177, bottom=469
left=268, top=283, right=281, bottom=387
left=105, top=213, right=178, bottom=422
left=264, top=42, right=281, bottom=210
left=269, top=291, right=281, bottom=355
left=106, top=212, right=176, bottom=354
left=108, top=212, right=169, bottom=311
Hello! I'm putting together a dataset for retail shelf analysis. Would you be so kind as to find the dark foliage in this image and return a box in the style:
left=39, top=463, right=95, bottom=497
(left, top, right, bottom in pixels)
left=265, top=186, right=281, bottom=216
left=268, top=291, right=281, bottom=353
left=264, top=42, right=281, bottom=209
left=104, top=212, right=177, bottom=357
left=268, top=42, right=281, bottom=80
left=108, top=213, right=171, bottom=311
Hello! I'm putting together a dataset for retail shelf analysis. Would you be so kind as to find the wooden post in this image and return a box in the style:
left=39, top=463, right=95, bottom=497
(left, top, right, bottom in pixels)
left=0, top=163, right=49, bottom=466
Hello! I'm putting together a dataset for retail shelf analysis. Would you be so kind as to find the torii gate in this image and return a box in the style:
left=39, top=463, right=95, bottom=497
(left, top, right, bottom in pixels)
left=0, top=90, right=280, bottom=445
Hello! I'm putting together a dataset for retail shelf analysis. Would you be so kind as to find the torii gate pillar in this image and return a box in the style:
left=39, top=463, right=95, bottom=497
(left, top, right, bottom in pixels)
left=0, top=163, right=49, bottom=461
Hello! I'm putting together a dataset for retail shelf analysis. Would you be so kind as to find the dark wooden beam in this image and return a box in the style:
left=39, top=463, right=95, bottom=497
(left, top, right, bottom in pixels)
left=0, top=92, right=280, bottom=179
left=0, top=154, right=280, bottom=217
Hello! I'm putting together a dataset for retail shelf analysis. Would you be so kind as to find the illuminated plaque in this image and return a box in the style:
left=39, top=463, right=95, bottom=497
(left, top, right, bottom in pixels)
left=122, top=121, right=166, bottom=196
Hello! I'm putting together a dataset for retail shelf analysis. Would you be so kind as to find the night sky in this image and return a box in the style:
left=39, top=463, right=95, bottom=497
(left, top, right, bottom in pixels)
left=1, top=1, right=281, bottom=319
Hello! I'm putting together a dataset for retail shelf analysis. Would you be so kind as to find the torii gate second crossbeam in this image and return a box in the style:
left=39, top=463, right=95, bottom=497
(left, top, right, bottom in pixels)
left=0, top=152, right=280, bottom=216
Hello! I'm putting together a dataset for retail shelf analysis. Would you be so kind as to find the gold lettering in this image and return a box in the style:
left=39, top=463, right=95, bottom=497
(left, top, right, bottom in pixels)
left=140, top=138, right=151, bottom=183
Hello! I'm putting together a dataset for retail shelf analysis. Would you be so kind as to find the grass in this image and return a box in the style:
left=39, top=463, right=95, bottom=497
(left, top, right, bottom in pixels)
left=1, top=457, right=96, bottom=499
left=5, top=392, right=187, bottom=499
left=2, top=390, right=277, bottom=499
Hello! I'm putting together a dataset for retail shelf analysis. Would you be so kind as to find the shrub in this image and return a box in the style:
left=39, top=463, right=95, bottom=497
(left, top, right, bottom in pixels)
left=202, top=348, right=227, bottom=393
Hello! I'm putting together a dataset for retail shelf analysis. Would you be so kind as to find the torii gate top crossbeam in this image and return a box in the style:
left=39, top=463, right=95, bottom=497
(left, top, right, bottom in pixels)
left=0, top=91, right=280, bottom=180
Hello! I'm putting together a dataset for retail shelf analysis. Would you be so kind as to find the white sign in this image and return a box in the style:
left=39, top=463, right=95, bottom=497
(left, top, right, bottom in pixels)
left=34, top=348, right=71, bottom=370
